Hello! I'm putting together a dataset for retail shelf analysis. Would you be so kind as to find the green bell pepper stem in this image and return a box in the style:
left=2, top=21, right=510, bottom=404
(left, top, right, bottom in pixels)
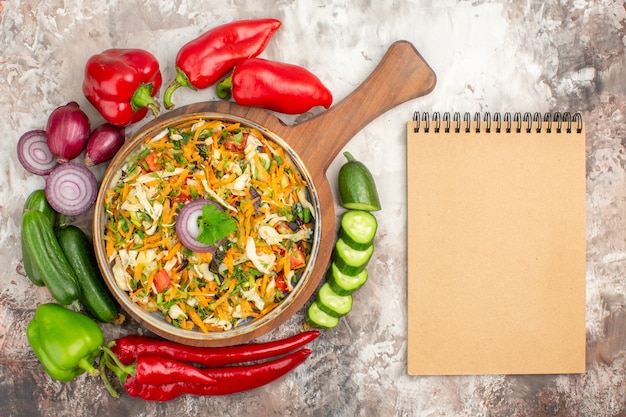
left=77, top=357, right=99, bottom=376
left=216, top=75, right=233, bottom=100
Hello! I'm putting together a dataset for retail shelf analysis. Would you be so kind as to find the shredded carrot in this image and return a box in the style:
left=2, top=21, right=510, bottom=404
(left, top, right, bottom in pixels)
left=134, top=262, right=145, bottom=283
left=105, top=235, right=115, bottom=259
left=212, top=279, right=236, bottom=309
left=188, top=308, right=209, bottom=333
left=197, top=251, right=213, bottom=264
left=143, top=237, right=169, bottom=250
left=161, top=199, right=173, bottom=225
left=179, top=319, right=194, bottom=330
left=146, top=269, right=157, bottom=292
left=170, top=169, right=188, bottom=189
left=163, top=242, right=181, bottom=261
left=121, top=183, right=131, bottom=203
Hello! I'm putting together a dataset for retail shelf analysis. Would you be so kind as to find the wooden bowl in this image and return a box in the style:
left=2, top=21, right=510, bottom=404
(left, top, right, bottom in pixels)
left=92, top=41, right=436, bottom=346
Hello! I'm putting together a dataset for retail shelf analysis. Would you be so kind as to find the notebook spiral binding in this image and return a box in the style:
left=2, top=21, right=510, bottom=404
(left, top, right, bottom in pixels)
left=412, top=111, right=583, bottom=134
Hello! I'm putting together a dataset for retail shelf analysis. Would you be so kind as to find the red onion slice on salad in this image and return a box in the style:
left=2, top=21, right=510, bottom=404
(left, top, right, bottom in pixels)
left=17, top=130, right=58, bottom=175
left=45, top=162, right=98, bottom=216
left=176, top=199, right=223, bottom=253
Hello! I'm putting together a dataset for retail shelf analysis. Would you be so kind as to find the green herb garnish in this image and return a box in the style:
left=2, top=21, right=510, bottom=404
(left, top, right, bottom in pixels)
left=197, top=204, right=237, bottom=245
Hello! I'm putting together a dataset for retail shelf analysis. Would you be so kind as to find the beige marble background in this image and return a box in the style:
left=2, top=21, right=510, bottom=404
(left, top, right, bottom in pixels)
left=1, top=0, right=626, bottom=416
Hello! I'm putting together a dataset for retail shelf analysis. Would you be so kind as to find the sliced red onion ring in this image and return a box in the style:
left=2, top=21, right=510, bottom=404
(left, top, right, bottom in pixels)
left=45, top=162, right=98, bottom=216
left=176, top=199, right=223, bottom=253
left=17, top=130, right=58, bottom=175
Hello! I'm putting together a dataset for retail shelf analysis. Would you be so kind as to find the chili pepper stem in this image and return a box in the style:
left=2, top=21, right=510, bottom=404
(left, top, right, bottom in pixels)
left=163, top=67, right=196, bottom=109
left=343, top=151, right=356, bottom=162
left=100, top=345, right=134, bottom=377
left=131, top=83, right=160, bottom=117
left=216, top=76, right=233, bottom=100
left=99, top=353, right=120, bottom=398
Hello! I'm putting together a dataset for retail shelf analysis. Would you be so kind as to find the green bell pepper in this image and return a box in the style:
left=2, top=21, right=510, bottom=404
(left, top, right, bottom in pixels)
left=27, top=303, right=104, bottom=382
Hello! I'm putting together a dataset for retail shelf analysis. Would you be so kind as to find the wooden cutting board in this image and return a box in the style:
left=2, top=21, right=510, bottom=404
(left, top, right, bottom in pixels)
left=104, top=40, right=436, bottom=345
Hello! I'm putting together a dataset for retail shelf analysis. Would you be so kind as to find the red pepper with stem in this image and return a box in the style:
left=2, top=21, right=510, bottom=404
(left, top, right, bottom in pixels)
left=163, top=18, right=281, bottom=110
left=109, top=348, right=312, bottom=401
left=83, top=48, right=162, bottom=127
left=100, top=347, right=216, bottom=386
left=216, top=58, right=333, bottom=114
left=108, top=330, right=320, bottom=367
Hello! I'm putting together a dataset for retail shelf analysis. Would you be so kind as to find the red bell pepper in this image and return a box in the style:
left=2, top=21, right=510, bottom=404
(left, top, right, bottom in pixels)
left=216, top=58, right=333, bottom=114
left=83, top=48, right=162, bottom=127
left=163, top=18, right=281, bottom=109
left=152, top=270, right=171, bottom=293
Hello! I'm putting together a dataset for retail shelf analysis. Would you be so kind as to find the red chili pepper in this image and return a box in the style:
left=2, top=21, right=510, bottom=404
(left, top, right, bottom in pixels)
left=123, top=348, right=312, bottom=401
left=216, top=58, right=333, bottom=114
left=109, top=330, right=320, bottom=367
left=83, top=48, right=162, bottom=127
left=163, top=18, right=281, bottom=109
left=100, top=347, right=216, bottom=386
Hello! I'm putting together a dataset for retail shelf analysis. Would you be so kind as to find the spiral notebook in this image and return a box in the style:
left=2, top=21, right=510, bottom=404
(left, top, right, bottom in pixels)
left=406, top=112, right=586, bottom=375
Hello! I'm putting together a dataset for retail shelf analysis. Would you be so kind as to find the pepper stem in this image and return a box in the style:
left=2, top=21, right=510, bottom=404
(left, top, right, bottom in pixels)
left=343, top=151, right=356, bottom=162
left=99, top=353, right=120, bottom=398
left=77, top=357, right=100, bottom=377
left=216, top=75, right=233, bottom=100
left=131, top=83, right=160, bottom=117
left=100, top=345, right=135, bottom=377
left=163, top=67, right=194, bottom=110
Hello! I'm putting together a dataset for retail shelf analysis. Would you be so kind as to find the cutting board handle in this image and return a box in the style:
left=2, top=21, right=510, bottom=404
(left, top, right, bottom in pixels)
left=285, top=40, right=436, bottom=172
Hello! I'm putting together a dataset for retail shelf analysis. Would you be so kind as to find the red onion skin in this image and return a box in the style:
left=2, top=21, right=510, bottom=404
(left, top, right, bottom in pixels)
left=46, top=102, right=91, bottom=163
left=84, top=123, right=125, bottom=166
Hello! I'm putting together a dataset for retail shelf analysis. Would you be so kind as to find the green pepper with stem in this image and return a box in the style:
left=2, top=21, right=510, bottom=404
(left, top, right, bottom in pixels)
left=27, top=303, right=104, bottom=382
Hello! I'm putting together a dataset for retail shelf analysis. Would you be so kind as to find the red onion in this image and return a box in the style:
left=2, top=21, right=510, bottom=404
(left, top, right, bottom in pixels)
left=45, top=162, right=98, bottom=216
left=84, top=123, right=126, bottom=166
left=16, top=130, right=58, bottom=175
left=46, top=102, right=91, bottom=163
left=176, top=199, right=223, bottom=253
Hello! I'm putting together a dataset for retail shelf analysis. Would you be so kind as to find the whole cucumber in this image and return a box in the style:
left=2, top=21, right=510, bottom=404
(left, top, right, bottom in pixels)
left=20, top=223, right=44, bottom=287
left=23, top=189, right=57, bottom=226
left=21, top=190, right=58, bottom=286
left=55, top=225, right=119, bottom=323
left=21, top=210, right=80, bottom=304
left=337, top=152, right=381, bottom=212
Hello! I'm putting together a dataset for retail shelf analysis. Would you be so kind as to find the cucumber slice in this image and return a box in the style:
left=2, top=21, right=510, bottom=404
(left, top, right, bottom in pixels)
left=327, top=262, right=368, bottom=295
left=317, top=282, right=353, bottom=317
left=333, top=238, right=374, bottom=275
left=306, top=300, right=339, bottom=329
left=338, top=152, right=381, bottom=211
left=339, top=210, right=378, bottom=250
